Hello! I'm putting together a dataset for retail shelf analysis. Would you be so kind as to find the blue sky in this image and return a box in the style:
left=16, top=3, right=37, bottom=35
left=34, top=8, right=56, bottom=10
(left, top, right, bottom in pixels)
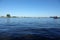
left=0, top=0, right=60, bottom=17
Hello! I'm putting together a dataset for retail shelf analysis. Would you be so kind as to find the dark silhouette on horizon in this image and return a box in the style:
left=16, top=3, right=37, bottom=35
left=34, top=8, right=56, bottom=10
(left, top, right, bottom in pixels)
left=50, top=16, right=60, bottom=19
left=6, top=14, right=11, bottom=18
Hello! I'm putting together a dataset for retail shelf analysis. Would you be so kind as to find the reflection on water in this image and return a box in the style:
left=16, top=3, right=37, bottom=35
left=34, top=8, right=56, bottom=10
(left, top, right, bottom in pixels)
left=6, top=18, right=10, bottom=25
left=0, top=18, right=60, bottom=40
left=0, top=18, right=60, bottom=28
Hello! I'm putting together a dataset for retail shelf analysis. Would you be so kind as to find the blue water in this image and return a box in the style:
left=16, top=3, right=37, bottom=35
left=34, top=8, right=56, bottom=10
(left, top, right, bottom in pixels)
left=0, top=18, right=60, bottom=40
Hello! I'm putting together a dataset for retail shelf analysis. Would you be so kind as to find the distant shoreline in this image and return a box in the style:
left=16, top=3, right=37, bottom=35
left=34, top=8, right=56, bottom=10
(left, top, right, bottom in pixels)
left=0, top=16, right=49, bottom=18
left=0, top=15, right=60, bottom=18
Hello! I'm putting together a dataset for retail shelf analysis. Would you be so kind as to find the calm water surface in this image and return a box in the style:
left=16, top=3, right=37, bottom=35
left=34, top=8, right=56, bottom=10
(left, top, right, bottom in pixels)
left=0, top=18, right=60, bottom=40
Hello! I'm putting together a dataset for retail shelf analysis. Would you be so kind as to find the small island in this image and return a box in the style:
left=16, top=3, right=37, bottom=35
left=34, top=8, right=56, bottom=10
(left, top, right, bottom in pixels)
left=0, top=14, right=19, bottom=18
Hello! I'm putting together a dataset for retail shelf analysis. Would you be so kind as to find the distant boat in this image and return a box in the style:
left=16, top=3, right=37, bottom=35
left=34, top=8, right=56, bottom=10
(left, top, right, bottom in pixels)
left=53, top=16, right=58, bottom=19
left=50, top=16, right=60, bottom=19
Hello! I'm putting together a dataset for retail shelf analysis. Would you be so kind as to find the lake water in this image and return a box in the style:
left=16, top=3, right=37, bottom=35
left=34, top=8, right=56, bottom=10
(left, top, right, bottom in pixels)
left=0, top=18, right=60, bottom=40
